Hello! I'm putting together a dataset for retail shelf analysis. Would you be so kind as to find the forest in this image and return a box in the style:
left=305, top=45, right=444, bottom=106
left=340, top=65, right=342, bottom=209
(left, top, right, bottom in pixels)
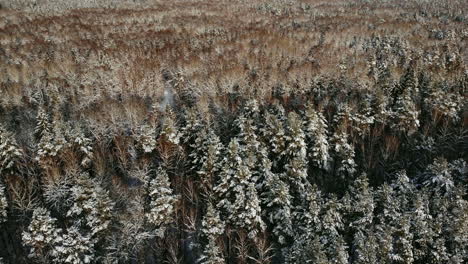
left=0, top=0, right=467, bottom=263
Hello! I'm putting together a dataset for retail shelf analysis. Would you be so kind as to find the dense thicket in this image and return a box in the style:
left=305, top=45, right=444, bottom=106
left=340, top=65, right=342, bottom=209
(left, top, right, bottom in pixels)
left=0, top=0, right=467, bottom=263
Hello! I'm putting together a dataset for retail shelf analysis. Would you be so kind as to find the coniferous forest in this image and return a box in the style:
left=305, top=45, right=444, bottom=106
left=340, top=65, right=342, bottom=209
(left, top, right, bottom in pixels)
left=0, top=0, right=467, bottom=263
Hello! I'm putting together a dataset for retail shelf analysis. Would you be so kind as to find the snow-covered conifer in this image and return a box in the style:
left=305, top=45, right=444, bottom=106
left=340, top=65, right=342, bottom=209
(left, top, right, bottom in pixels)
left=145, top=166, right=179, bottom=236
left=159, top=109, right=181, bottom=145
left=22, top=207, right=63, bottom=261
left=259, top=158, right=293, bottom=244
left=36, top=122, right=68, bottom=166
left=331, top=131, right=357, bottom=177
left=346, top=173, right=374, bottom=231
left=52, top=226, right=95, bottom=264
left=303, top=105, right=330, bottom=170
left=199, top=238, right=225, bottom=264
left=73, top=129, right=94, bottom=168
left=353, top=228, right=378, bottom=264
left=0, top=126, right=23, bottom=176
left=446, top=186, right=468, bottom=263
left=390, top=89, right=419, bottom=135
left=237, top=114, right=261, bottom=171
left=411, top=190, right=434, bottom=262
left=202, top=202, right=225, bottom=238
left=351, top=95, right=375, bottom=138
left=333, top=103, right=353, bottom=132
left=35, top=107, right=51, bottom=140
left=181, top=107, right=204, bottom=145
left=214, top=139, right=265, bottom=238
left=0, top=182, right=7, bottom=223
left=190, top=128, right=223, bottom=194
left=261, top=112, right=286, bottom=167
left=199, top=202, right=225, bottom=264
left=136, top=124, right=157, bottom=153
left=67, top=173, right=114, bottom=237
left=391, top=215, right=414, bottom=263
left=423, top=157, right=454, bottom=193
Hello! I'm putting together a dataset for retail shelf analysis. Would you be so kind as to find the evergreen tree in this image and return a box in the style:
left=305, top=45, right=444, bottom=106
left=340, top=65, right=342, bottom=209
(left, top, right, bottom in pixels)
left=67, top=173, right=114, bottom=238
left=303, top=105, right=330, bottom=171
left=353, top=228, right=378, bottom=264
left=345, top=173, right=375, bottom=232
left=52, top=226, right=95, bottom=264
left=0, top=182, right=7, bottom=223
left=73, top=128, right=94, bottom=168
left=22, top=207, right=63, bottom=262
left=0, top=126, right=23, bottom=176
left=331, top=131, right=357, bottom=179
left=259, top=158, right=293, bottom=244
left=446, top=186, right=468, bottom=264
left=199, top=202, right=225, bottom=264
left=35, top=107, right=51, bottom=140
left=411, top=189, right=434, bottom=263
left=423, top=157, right=455, bottom=193
left=192, top=128, right=223, bottom=195
left=390, top=85, right=420, bottom=135
left=145, top=166, right=179, bottom=237
left=137, top=124, right=157, bottom=153
left=261, top=112, right=287, bottom=169
left=159, top=108, right=181, bottom=146
left=214, top=139, right=265, bottom=238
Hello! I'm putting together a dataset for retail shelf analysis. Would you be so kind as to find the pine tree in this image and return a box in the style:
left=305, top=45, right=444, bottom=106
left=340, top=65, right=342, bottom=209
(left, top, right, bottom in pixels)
left=261, top=112, right=286, bottom=169
left=159, top=108, right=181, bottom=146
left=22, top=207, right=63, bottom=262
left=199, top=202, right=225, bottom=264
left=36, top=122, right=68, bottom=167
left=345, top=173, right=374, bottom=232
left=202, top=202, right=225, bottom=239
left=66, top=173, right=114, bottom=237
left=446, top=186, right=468, bottom=264
left=52, top=226, right=95, bottom=264
left=199, top=238, right=225, bottom=264
left=35, top=107, right=51, bottom=140
left=214, top=139, right=265, bottom=238
left=411, top=189, right=434, bottom=263
left=137, top=124, right=157, bottom=153
left=353, top=228, right=378, bottom=264
left=145, top=166, right=179, bottom=237
left=192, top=128, right=223, bottom=195
left=73, top=128, right=94, bottom=168
left=181, top=106, right=204, bottom=145
left=0, top=126, right=23, bottom=176
left=259, top=158, right=293, bottom=244
left=331, top=131, right=357, bottom=179
left=236, top=114, right=261, bottom=177
left=423, top=157, right=455, bottom=193
left=303, top=105, right=330, bottom=171
left=284, top=111, right=310, bottom=208
left=0, top=182, right=7, bottom=223
left=390, top=83, right=420, bottom=135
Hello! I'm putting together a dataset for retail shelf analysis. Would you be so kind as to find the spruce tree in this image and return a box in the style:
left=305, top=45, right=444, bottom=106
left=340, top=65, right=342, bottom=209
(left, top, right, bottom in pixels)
left=192, top=128, right=223, bottom=195
left=22, top=207, right=63, bottom=262
left=199, top=202, right=225, bottom=264
left=67, top=173, right=114, bottom=238
left=303, top=105, right=330, bottom=171
left=0, top=182, right=7, bottom=223
left=411, top=189, right=434, bottom=263
left=353, top=228, right=378, bottom=264
left=214, top=139, right=265, bottom=239
left=261, top=112, right=286, bottom=170
left=145, top=166, right=179, bottom=237
left=0, top=126, right=23, bottom=176
left=259, top=157, right=293, bottom=245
